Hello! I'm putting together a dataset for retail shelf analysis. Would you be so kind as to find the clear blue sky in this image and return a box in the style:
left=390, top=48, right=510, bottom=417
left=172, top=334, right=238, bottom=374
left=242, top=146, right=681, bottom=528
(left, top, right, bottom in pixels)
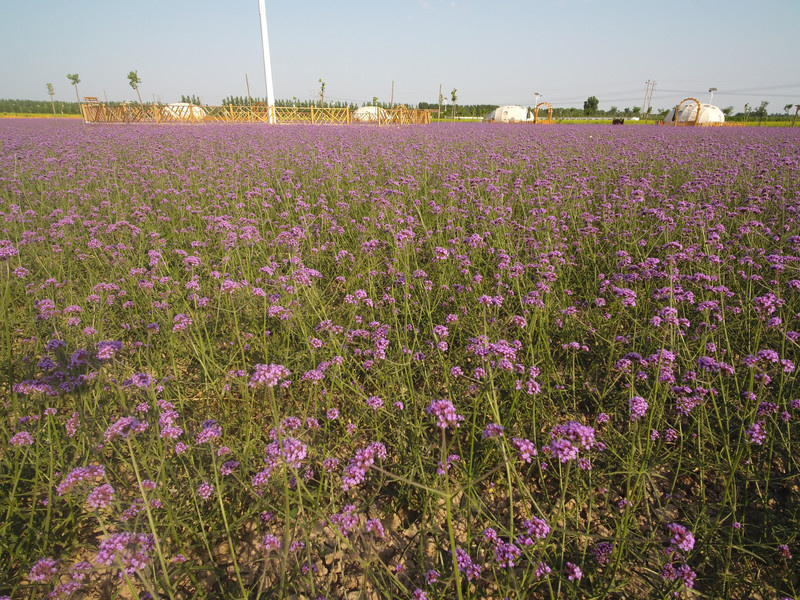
left=2, top=0, right=798, bottom=113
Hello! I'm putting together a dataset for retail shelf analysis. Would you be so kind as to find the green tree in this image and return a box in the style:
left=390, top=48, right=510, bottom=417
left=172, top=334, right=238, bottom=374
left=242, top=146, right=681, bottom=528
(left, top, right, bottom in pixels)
left=722, top=106, right=734, bottom=117
left=66, top=73, right=81, bottom=104
left=451, top=88, right=457, bottom=121
left=784, top=103, right=793, bottom=117
left=609, top=105, right=618, bottom=116
left=127, top=70, right=143, bottom=105
left=583, top=95, right=599, bottom=116
left=754, top=100, right=769, bottom=124
left=46, top=83, right=56, bottom=118
left=319, top=79, right=326, bottom=107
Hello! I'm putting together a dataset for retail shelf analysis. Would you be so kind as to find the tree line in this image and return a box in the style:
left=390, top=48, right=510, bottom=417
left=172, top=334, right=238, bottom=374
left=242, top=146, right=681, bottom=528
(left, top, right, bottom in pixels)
left=2, top=94, right=796, bottom=124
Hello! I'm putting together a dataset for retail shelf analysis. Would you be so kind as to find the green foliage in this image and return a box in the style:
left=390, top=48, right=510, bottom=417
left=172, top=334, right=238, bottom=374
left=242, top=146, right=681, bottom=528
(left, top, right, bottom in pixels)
left=127, top=70, right=141, bottom=90
left=583, top=95, right=599, bottom=116
left=0, top=99, right=81, bottom=114
left=180, top=94, right=203, bottom=106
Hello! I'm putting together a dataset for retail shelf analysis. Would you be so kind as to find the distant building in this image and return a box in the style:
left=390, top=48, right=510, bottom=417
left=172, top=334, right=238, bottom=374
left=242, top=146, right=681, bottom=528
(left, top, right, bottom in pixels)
left=483, top=105, right=531, bottom=123
left=664, top=102, right=725, bottom=125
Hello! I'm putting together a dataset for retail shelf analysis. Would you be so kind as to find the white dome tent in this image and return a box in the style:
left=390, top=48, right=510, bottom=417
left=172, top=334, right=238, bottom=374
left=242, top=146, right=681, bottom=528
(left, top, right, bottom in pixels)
left=664, top=100, right=725, bottom=126
left=483, top=105, right=532, bottom=123
left=161, top=102, right=206, bottom=122
left=353, top=106, right=389, bottom=123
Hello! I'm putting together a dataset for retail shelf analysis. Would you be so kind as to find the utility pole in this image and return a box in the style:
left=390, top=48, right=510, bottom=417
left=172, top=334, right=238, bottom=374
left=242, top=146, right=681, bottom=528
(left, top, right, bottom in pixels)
left=642, top=80, right=656, bottom=117
left=257, top=0, right=276, bottom=123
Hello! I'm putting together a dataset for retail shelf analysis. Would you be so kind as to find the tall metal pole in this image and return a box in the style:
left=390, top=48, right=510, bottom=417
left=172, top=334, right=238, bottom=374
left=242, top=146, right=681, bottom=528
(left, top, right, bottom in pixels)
left=258, top=0, right=276, bottom=124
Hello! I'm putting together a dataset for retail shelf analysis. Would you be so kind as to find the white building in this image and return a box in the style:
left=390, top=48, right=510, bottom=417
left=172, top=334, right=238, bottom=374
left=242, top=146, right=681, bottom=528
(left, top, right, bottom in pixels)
left=483, top=105, right=531, bottom=123
left=664, top=102, right=725, bottom=125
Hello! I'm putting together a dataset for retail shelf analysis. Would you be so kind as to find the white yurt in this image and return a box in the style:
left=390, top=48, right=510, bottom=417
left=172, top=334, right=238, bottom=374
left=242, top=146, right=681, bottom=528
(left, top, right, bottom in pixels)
left=162, top=102, right=206, bottom=121
left=664, top=103, right=725, bottom=125
left=353, top=106, right=389, bottom=123
left=483, top=105, right=531, bottom=123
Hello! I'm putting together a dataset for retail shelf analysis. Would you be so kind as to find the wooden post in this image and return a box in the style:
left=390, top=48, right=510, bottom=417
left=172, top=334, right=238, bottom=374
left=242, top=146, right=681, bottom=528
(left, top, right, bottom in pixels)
left=311, top=105, right=315, bottom=124
left=229, top=103, right=234, bottom=122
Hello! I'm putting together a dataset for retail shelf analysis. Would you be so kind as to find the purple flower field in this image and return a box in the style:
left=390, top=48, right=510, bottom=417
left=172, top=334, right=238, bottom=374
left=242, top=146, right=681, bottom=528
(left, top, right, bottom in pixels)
left=1, top=119, right=799, bottom=599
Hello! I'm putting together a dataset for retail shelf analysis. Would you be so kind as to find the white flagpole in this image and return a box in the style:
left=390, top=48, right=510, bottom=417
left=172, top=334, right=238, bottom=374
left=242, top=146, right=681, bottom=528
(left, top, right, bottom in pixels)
left=258, top=0, right=276, bottom=124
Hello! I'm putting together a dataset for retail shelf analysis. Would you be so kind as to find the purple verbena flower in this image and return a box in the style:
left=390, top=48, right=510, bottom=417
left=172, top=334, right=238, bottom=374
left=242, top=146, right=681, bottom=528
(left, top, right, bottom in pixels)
left=250, top=363, right=290, bottom=388
left=426, top=399, right=464, bottom=430
left=629, top=396, right=649, bottom=422
left=29, top=557, right=59, bottom=582
left=95, top=532, right=155, bottom=575
left=667, top=523, right=695, bottom=554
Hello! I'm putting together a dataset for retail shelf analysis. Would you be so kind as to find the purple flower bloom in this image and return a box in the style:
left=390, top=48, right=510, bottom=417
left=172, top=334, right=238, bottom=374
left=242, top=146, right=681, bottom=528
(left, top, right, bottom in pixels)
left=9, top=431, right=34, bottom=446
left=104, top=416, right=148, bottom=441
left=249, top=363, right=290, bottom=388
left=667, top=523, right=695, bottom=554
left=524, top=516, right=550, bottom=539
left=87, top=484, right=115, bottom=509
left=366, top=518, right=385, bottom=538
left=454, top=548, right=481, bottom=581
left=220, top=460, right=239, bottom=476
left=196, top=421, right=222, bottom=444
left=95, top=532, right=156, bottom=575
left=550, top=438, right=579, bottom=462
left=745, top=420, right=766, bottom=445
left=566, top=562, right=582, bottom=581
left=0, top=239, right=19, bottom=260
left=366, top=395, right=383, bottom=410
left=58, top=464, right=106, bottom=496
left=512, top=437, right=537, bottom=462
left=482, top=423, right=504, bottom=438
left=629, top=396, right=649, bottom=422
left=342, top=442, right=386, bottom=490
left=29, top=557, right=59, bottom=582
left=96, top=340, right=123, bottom=361
left=330, top=504, right=359, bottom=536
left=493, top=540, right=521, bottom=568
left=426, top=399, right=464, bottom=430
left=197, top=481, right=214, bottom=500
left=594, top=542, right=613, bottom=565
left=172, top=314, right=193, bottom=332
left=263, top=533, right=281, bottom=551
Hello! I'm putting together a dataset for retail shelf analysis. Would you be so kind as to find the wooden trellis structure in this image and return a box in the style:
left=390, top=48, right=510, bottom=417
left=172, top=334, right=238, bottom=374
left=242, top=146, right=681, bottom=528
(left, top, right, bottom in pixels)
left=672, top=97, right=701, bottom=126
left=533, top=102, right=553, bottom=124
left=79, top=100, right=430, bottom=125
